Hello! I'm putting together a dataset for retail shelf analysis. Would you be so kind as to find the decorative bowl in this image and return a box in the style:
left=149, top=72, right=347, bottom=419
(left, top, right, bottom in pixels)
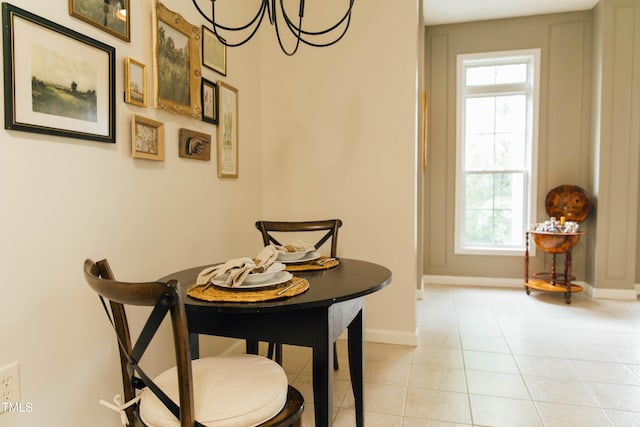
left=530, top=231, right=585, bottom=254
left=244, top=263, right=285, bottom=284
left=276, top=250, right=313, bottom=262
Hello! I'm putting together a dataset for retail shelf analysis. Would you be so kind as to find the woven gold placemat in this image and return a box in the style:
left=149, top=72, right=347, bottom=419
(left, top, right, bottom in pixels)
left=284, top=257, right=340, bottom=272
left=186, top=277, right=309, bottom=302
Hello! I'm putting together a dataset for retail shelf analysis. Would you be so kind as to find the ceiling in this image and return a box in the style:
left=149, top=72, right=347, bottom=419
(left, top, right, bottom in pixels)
left=423, top=0, right=600, bottom=26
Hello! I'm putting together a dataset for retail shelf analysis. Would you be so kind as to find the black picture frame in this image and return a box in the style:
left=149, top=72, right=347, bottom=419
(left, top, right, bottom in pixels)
left=201, top=78, right=218, bottom=125
left=2, top=2, right=116, bottom=143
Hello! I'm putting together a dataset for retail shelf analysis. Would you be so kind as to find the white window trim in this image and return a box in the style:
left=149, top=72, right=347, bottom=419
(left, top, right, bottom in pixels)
left=454, top=49, right=541, bottom=256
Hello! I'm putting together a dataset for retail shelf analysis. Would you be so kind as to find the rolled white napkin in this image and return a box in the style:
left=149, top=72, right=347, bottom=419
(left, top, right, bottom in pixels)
left=196, top=245, right=279, bottom=287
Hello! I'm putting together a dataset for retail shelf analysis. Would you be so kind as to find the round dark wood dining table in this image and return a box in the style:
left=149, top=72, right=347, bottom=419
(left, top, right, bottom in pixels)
left=159, top=258, right=392, bottom=427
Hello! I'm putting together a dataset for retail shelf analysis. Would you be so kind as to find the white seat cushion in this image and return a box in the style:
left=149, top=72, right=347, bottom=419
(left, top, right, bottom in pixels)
left=139, top=354, right=288, bottom=427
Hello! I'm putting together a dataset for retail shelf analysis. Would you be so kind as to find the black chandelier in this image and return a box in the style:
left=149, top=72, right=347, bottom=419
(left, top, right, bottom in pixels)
left=191, top=0, right=356, bottom=56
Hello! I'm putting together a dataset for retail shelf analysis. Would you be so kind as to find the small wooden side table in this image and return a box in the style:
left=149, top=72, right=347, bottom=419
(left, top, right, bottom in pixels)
left=524, top=230, right=585, bottom=304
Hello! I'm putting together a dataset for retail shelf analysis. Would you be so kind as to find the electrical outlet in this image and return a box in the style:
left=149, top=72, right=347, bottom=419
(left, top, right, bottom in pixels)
left=0, top=362, right=20, bottom=416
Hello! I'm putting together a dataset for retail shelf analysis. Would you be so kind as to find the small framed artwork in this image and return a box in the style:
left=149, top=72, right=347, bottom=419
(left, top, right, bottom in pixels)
left=217, top=81, right=238, bottom=178
left=2, top=3, right=115, bottom=143
left=124, top=57, right=146, bottom=107
left=152, top=1, right=201, bottom=119
left=179, top=128, right=211, bottom=161
left=131, top=115, right=164, bottom=161
left=201, top=78, right=218, bottom=125
left=202, top=26, right=226, bottom=76
left=69, top=0, right=130, bottom=42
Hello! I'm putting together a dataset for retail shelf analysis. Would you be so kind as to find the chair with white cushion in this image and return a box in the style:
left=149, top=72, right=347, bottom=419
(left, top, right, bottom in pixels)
left=84, top=258, right=304, bottom=427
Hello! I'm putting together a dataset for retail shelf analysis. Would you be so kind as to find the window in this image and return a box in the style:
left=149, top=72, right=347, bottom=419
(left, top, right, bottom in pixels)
left=455, top=49, right=540, bottom=255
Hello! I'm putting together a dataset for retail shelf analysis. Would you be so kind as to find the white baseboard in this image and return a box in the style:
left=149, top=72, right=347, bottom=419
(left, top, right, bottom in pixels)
left=424, top=274, right=522, bottom=288
left=424, top=275, right=638, bottom=300
left=224, top=328, right=419, bottom=353
left=364, top=328, right=418, bottom=347
left=591, top=287, right=638, bottom=300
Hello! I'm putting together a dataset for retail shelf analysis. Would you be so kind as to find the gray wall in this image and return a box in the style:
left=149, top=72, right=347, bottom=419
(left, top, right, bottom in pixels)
left=590, top=0, right=640, bottom=293
left=424, top=11, right=594, bottom=280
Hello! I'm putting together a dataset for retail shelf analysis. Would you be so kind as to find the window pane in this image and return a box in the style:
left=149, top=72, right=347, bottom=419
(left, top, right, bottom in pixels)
left=464, top=209, right=493, bottom=244
left=456, top=50, right=537, bottom=253
left=494, top=173, right=517, bottom=209
left=494, top=133, right=525, bottom=170
left=463, top=172, right=525, bottom=247
left=495, top=173, right=525, bottom=245
left=465, top=134, right=494, bottom=170
left=495, top=95, right=526, bottom=133
left=466, top=63, right=528, bottom=86
left=493, top=209, right=513, bottom=244
left=466, top=66, right=495, bottom=86
left=465, top=174, right=493, bottom=209
left=465, top=97, right=495, bottom=134
left=495, top=64, right=527, bottom=84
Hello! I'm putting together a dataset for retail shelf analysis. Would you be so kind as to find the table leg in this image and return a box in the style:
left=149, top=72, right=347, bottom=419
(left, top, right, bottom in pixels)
left=245, top=340, right=259, bottom=355
left=312, top=334, right=333, bottom=427
left=189, top=333, right=200, bottom=359
left=348, top=309, right=365, bottom=427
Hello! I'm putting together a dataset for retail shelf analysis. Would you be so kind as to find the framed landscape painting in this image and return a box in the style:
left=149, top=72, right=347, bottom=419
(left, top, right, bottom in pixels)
left=2, top=3, right=116, bottom=143
left=69, top=0, right=130, bottom=42
left=152, top=1, right=201, bottom=119
left=124, top=57, right=146, bottom=107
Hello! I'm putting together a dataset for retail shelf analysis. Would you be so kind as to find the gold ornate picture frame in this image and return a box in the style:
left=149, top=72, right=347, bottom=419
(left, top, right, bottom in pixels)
left=69, top=0, right=130, bottom=42
left=124, top=57, right=146, bottom=107
left=152, top=1, right=201, bottom=119
left=131, top=114, right=164, bottom=161
left=217, top=81, right=238, bottom=178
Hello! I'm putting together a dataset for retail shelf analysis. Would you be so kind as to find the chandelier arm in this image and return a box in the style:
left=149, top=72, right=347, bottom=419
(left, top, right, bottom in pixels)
left=192, top=0, right=265, bottom=31
left=295, top=14, right=352, bottom=48
left=210, top=0, right=269, bottom=47
left=211, top=0, right=268, bottom=32
left=272, top=2, right=302, bottom=56
left=193, top=0, right=268, bottom=48
left=280, top=0, right=354, bottom=36
left=191, top=0, right=355, bottom=54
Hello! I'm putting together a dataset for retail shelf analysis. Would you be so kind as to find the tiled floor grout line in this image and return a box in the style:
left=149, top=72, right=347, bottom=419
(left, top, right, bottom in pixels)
left=278, top=285, right=640, bottom=425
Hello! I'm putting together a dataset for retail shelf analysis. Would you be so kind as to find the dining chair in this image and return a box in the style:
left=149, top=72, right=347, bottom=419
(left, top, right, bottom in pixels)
left=84, top=258, right=304, bottom=427
left=254, top=219, right=343, bottom=369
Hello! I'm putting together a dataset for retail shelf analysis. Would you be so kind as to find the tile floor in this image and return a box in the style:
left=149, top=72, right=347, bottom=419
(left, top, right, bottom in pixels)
left=274, top=284, right=640, bottom=426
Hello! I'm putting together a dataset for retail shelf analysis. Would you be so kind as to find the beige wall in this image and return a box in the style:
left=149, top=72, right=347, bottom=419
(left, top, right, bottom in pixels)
left=0, top=1, right=265, bottom=425
left=0, top=1, right=419, bottom=425
left=259, top=1, right=420, bottom=344
left=424, top=11, right=594, bottom=281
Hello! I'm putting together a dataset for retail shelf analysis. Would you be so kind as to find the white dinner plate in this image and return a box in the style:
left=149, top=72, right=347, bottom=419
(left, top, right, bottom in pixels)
left=212, top=271, right=293, bottom=290
left=277, top=251, right=321, bottom=264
